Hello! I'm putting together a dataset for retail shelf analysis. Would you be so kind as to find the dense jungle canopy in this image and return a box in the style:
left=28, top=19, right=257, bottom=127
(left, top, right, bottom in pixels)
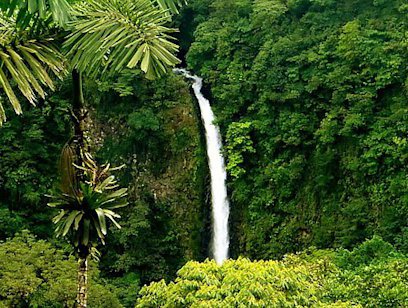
left=0, top=0, right=408, bottom=307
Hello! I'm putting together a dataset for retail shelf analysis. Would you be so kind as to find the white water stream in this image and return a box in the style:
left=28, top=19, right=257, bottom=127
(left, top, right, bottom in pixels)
left=174, top=69, right=230, bottom=264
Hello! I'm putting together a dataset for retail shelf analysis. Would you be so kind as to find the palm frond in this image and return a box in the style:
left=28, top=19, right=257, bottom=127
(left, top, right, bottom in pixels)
left=154, top=0, right=187, bottom=14
left=0, top=15, right=66, bottom=126
left=0, top=0, right=72, bottom=27
left=65, top=0, right=181, bottom=80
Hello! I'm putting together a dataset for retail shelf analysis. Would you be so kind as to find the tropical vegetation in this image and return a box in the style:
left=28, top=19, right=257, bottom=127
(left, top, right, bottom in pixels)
left=185, top=0, right=408, bottom=258
left=0, top=0, right=182, bottom=306
left=137, top=237, right=408, bottom=307
left=1, top=0, right=408, bottom=307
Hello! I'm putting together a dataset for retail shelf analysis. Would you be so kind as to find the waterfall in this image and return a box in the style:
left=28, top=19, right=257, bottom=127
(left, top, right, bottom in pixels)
left=174, top=68, right=230, bottom=265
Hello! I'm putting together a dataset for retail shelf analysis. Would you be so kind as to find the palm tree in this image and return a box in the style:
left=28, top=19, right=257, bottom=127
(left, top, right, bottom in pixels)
left=49, top=152, right=128, bottom=307
left=0, top=0, right=185, bottom=306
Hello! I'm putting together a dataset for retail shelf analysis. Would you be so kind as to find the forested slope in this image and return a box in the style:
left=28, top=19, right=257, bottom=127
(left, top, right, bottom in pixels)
left=184, top=0, right=408, bottom=258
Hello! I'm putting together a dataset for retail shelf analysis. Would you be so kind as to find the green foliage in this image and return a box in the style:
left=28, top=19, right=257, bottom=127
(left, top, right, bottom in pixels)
left=137, top=238, right=408, bottom=307
left=225, top=121, right=255, bottom=178
left=0, top=0, right=182, bottom=125
left=0, top=0, right=72, bottom=26
left=0, top=93, right=71, bottom=238
left=136, top=257, right=337, bottom=307
left=186, top=0, right=408, bottom=257
left=0, top=11, right=66, bottom=125
left=0, top=208, right=25, bottom=239
left=0, top=231, right=121, bottom=307
left=334, top=235, right=400, bottom=269
left=65, top=0, right=181, bottom=80
left=154, top=0, right=187, bottom=14
left=327, top=237, right=408, bottom=307
left=110, top=273, right=141, bottom=308
left=49, top=152, right=128, bottom=251
left=127, top=108, right=161, bottom=141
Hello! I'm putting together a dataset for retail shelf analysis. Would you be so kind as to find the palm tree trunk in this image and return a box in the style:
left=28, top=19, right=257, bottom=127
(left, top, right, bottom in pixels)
left=71, top=69, right=89, bottom=183
left=72, top=69, right=86, bottom=150
left=73, top=72, right=88, bottom=307
left=77, top=256, right=88, bottom=307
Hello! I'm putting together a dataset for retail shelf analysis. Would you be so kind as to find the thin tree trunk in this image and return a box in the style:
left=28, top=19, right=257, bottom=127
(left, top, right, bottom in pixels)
left=73, top=72, right=89, bottom=307
left=71, top=69, right=89, bottom=183
left=72, top=69, right=86, bottom=151
left=77, top=257, right=88, bottom=308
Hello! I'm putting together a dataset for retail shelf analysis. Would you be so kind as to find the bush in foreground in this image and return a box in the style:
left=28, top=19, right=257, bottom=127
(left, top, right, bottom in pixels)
left=136, top=237, right=408, bottom=307
left=0, top=232, right=121, bottom=307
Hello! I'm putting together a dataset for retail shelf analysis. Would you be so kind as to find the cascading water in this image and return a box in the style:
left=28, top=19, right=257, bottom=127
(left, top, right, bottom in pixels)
left=174, top=68, right=230, bottom=265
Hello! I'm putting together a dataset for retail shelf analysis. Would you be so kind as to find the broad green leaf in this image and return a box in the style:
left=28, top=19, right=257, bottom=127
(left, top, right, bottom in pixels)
left=62, top=210, right=80, bottom=236
left=95, top=208, right=107, bottom=235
